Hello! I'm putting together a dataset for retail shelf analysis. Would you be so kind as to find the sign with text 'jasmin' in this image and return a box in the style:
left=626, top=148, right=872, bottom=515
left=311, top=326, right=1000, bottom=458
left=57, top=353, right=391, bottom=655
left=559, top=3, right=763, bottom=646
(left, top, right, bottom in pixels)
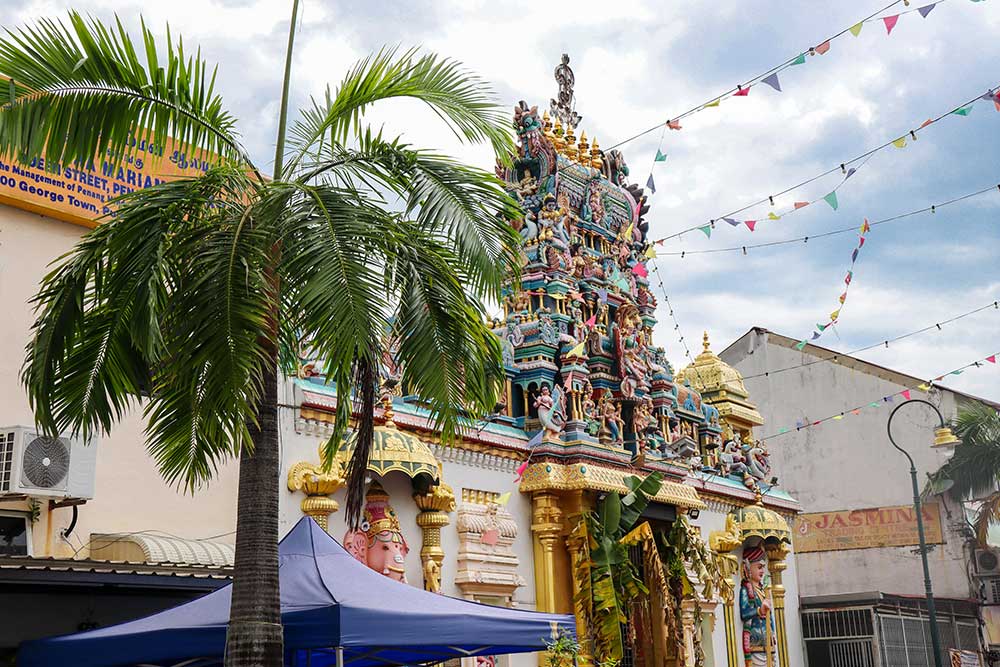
left=793, top=503, right=944, bottom=553
left=0, top=137, right=213, bottom=228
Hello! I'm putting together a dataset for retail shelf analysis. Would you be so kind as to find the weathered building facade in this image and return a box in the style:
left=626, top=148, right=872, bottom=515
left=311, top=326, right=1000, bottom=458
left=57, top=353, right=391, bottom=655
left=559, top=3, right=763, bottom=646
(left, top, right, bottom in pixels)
left=723, top=327, right=993, bottom=666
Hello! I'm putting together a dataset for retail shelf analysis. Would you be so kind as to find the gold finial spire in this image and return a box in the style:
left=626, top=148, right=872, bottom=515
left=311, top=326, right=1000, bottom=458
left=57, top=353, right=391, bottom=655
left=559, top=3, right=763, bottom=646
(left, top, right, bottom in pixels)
left=703, top=330, right=711, bottom=353
left=590, top=137, right=602, bottom=170
left=381, top=393, right=396, bottom=427
left=552, top=117, right=566, bottom=153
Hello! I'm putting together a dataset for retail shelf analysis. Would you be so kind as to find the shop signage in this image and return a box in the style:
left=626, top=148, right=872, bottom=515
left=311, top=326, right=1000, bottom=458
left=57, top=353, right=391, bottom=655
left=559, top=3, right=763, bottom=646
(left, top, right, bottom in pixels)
left=793, top=503, right=944, bottom=553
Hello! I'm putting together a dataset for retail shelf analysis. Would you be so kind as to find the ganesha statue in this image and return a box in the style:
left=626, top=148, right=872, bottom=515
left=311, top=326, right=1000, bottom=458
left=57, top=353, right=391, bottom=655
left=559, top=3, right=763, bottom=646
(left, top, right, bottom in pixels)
left=344, top=482, right=410, bottom=583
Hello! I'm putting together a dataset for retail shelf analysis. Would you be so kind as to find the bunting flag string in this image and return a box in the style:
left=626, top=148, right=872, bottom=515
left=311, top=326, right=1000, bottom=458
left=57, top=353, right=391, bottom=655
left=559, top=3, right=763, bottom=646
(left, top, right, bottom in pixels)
left=647, top=260, right=716, bottom=392
left=648, top=82, right=1000, bottom=246
left=653, top=182, right=1000, bottom=257
left=607, top=0, right=961, bottom=153
left=762, top=350, right=1000, bottom=441
left=794, top=220, right=869, bottom=350
left=742, top=298, right=999, bottom=381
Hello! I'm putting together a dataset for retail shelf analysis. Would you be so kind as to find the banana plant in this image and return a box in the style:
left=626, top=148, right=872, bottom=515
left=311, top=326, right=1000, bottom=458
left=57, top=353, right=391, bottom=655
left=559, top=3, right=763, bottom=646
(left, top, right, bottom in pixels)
left=573, top=472, right=663, bottom=664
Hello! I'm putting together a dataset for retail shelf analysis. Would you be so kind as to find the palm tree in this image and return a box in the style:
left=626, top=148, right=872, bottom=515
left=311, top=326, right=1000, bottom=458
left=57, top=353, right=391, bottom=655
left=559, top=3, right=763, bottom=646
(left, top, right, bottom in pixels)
left=0, top=4, right=519, bottom=665
left=929, top=402, right=1000, bottom=545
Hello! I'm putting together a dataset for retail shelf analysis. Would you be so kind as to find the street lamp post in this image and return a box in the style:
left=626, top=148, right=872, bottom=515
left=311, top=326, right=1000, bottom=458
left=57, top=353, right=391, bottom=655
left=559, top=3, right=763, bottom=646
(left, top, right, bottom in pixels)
left=886, top=398, right=960, bottom=667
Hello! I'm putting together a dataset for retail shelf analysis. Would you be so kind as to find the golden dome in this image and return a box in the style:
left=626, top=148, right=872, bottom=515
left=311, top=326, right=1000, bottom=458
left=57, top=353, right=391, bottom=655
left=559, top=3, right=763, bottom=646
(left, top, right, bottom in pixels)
left=677, top=332, right=764, bottom=428
left=678, top=331, right=750, bottom=399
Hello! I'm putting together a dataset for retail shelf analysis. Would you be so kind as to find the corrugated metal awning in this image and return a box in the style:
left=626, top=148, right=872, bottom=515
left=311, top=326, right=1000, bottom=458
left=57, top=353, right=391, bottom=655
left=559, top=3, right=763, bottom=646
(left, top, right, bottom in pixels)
left=89, top=533, right=235, bottom=566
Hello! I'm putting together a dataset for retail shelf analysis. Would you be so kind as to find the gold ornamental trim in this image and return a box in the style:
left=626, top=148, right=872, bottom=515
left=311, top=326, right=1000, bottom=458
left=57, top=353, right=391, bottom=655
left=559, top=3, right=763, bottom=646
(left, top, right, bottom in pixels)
left=518, top=462, right=705, bottom=509
left=335, top=424, right=440, bottom=481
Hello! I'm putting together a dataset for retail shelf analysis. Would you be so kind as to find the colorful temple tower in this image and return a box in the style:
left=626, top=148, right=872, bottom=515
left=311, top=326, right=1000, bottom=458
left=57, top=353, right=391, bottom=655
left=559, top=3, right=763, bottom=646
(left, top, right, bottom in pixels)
left=285, top=55, right=802, bottom=667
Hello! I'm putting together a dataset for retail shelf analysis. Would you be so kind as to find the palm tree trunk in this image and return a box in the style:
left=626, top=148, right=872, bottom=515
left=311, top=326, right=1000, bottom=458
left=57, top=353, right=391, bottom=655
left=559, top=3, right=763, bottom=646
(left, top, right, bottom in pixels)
left=224, top=2, right=300, bottom=664
left=224, top=354, right=284, bottom=666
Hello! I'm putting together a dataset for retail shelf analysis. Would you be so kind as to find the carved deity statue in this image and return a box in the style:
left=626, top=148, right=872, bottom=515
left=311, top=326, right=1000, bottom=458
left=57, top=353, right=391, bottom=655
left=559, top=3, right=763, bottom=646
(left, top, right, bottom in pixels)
left=598, top=390, right=623, bottom=446
left=613, top=304, right=650, bottom=398
left=534, top=384, right=566, bottom=441
left=344, top=482, right=409, bottom=583
left=581, top=383, right=600, bottom=436
left=740, top=545, right=776, bottom=666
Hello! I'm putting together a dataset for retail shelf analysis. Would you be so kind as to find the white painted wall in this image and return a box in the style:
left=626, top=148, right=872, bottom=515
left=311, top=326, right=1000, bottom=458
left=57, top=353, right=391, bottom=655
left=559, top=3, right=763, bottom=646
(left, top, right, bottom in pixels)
left=723, top=330, right=976, bottom=600
left=0, top=205, right=238, bottom=558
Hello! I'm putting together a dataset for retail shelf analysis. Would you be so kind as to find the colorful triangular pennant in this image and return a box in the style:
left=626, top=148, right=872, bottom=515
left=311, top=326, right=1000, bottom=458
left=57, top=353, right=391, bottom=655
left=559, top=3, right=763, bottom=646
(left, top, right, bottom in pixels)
left=724, top=217, right=740, bottom=226
left=768, top=212, right=780, bottom=220
left=667, top=120, right=682, bottom=130
left=823, top=192, right=839, bottom=210
left=762, top=73, right=782, bottom=92
left=892, top=137, right=907, bottom=148
left=654, top=149, right=667, bottom=162
left=849, top=22, right=863, bottom=37
left=795, top=341, right=807, bottom=351
left=794, top=201, right=809, bottom=209
left=585, top=313, right=597, bottom=327
left=901, top=389, right=912, bottom=400
left=883, top=15, right=899, bottom=34
left=705, top=99, right=721, bottom=108
left=698, top=225, right=712, bottom=238
left=745, top=220, right=757, bottom=231
left=734, top=87, right=750, bottom=97
left=987, top=355, right=997, bottom=364
left=631, top=262, right=648, bottom=278
left=646, top=173, right=656, bottom=193
left=918, top=3, right=936, bottom=18
left=952, top=105, right=973, bottom=116
left=644, top=246, right=657, bottom=259
left=860, top=218, right=871, bottom=234
left=815, top=40, right=831, bottom=55
left=566, top=340, right=586, bottom=357
left=791, top=53, right=807, bottom=66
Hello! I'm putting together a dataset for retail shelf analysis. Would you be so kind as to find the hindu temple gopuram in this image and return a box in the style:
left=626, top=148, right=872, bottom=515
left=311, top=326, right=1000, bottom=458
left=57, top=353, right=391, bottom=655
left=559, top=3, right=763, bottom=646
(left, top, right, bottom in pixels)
left=281, top=56, right=804, bottom=667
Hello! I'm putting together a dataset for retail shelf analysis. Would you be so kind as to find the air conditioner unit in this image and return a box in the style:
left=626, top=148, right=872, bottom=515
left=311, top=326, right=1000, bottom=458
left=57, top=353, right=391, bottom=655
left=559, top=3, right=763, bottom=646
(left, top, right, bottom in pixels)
left=976, top=549, right=1000, bottom=576
left=0, top=426, right=97, bottom=499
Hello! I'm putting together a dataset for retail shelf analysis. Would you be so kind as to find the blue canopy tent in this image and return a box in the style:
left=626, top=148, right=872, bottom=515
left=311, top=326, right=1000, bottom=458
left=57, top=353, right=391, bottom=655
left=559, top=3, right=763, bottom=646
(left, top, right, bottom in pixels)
left=19, top=517, right=575, bottom=667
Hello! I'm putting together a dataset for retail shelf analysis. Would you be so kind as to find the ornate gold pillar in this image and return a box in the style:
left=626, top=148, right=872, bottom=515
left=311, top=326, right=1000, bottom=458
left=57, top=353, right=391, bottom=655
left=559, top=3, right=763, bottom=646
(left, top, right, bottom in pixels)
left=767, top=542, right=791, bottom=667
left=286, top=446, right=345, bottom=530
left=563, top=490, right=593, bottom=667
left=414, top=481, right=456, bottom=593
left=531, top=491, right=564, bottom=614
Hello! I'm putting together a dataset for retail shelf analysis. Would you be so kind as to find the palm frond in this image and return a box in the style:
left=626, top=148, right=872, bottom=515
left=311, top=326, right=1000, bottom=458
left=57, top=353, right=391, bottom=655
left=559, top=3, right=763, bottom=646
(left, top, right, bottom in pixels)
left=285, top=46, right=514, bottom=174
left=23, top=165, right=270, bottom=489
left=929, top=402, right=1000, bottom=501
left=974, top=492, right=1000, bottom=546
left=0, top=12, right=250, bottom=172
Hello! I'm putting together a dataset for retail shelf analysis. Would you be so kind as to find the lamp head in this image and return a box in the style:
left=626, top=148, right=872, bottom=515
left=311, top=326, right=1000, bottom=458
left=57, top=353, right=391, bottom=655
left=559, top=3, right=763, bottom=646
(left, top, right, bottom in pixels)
left=932, top=426, right=960, bottom=448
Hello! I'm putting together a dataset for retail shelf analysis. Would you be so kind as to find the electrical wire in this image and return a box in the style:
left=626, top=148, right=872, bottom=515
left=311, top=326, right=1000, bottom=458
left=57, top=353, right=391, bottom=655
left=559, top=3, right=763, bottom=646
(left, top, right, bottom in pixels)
left=742, top=299, right=1000, bottom=382
left=656, top=182, right=1000, bottom=256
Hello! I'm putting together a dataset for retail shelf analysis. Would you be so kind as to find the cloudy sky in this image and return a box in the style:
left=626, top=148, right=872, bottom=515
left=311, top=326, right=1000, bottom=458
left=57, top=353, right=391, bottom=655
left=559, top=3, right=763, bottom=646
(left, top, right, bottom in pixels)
left=3, top=0, right=999, bottom=409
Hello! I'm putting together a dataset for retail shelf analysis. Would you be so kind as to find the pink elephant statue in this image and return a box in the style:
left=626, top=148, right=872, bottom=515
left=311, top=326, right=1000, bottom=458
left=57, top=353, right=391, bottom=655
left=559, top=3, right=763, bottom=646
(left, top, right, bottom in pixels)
left=343, top=482, right=409, bottom=583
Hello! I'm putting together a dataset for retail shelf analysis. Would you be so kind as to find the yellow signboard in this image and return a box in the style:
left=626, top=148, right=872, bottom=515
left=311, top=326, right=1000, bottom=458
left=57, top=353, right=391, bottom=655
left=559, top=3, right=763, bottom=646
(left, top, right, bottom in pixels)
left=792, top=503, right=944, bottom=553
left=0, top=138, right=213, bottom=229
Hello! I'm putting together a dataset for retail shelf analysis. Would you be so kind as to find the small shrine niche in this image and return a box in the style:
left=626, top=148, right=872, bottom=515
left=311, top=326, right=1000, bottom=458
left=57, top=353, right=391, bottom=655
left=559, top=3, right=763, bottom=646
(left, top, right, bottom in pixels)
left=454, top=488, right=525, bottom=607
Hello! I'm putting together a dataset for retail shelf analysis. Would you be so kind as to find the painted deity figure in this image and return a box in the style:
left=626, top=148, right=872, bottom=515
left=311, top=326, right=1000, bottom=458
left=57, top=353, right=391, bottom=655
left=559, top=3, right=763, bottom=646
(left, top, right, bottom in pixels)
left=740, top=545, right=776, bottom=666
left=343, top=482, right=410, bottom=583
left=581, top=383, right=600, bottom=436
left=534, top=384, right=566, bottom=441
left=614, top=305, right=650, bottom=397
left=598, top=390, right=623, bottom=446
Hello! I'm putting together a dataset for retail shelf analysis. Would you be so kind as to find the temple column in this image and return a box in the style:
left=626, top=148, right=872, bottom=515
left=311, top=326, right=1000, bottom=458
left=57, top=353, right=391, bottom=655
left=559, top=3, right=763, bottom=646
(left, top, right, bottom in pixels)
left=531, top=491, right=564, bottom=613
left=413, top=481, right=456, bottom=593
left=562, top=490, right=593, bottom=667
left=286, top=447, right=345, bottom=530
left=680, top=599, right=698, bottom=667
left=767, top=543, right=791, bottom=667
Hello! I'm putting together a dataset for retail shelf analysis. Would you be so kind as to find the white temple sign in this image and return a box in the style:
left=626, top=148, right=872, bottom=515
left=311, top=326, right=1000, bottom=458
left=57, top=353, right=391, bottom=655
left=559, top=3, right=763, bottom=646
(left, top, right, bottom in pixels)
left=793, top=503, right=944, bottom=553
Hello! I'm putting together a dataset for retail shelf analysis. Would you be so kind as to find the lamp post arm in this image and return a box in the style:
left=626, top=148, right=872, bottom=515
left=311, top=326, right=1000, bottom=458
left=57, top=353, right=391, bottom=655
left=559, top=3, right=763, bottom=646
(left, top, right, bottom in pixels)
left=887, top=399, right=947, bottom=467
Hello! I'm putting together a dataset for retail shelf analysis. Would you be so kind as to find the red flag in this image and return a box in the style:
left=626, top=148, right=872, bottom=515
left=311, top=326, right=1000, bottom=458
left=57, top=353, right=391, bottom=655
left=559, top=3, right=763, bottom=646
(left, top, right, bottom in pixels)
left=667, top=120, right=682, bottom=130
left=794, top=201, right=809, bottom=209
left=861, top=218, right=871, bottom=234
left=585, top=314, right=597, bottom=327
left=632, top=263, right=648, bottom=278
left=815, top=40, right=831, bottom=55
left=858, top=236, right=866, bottom=248
left=745, top=220, right=757, bottom=231
left=920, top=118, right=933, bottom=128
left=987, top=355, right=997, bottom=364
left=734, top=87, right=750, bottom=97
left=883, top=15, right=899, bottom=34
left=901, top=390, right=911, bottom=400
left=514, top=460, right=529, bottom=482
left=851, top=409, right=861, bottom=415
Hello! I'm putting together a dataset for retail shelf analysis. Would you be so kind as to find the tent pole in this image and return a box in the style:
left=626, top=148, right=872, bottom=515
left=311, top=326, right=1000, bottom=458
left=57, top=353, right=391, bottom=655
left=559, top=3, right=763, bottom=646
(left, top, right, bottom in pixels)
left=336, top=646, right=344, bottom=667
